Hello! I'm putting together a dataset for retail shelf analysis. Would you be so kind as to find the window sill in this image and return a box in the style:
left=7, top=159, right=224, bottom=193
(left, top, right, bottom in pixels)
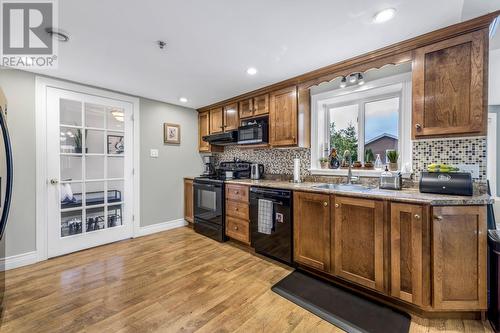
left=309, top=168, right=382, bottom=178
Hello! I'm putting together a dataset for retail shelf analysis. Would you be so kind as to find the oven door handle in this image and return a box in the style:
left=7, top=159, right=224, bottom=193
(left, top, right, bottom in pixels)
left=194, top=183, right=216, bottom=190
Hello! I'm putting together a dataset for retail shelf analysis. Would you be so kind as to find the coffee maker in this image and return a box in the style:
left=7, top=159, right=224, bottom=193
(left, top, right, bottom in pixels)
left=202, top=156, right=216, bottom=177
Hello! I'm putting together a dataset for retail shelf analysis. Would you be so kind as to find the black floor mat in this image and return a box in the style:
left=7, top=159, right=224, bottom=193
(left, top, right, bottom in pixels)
left=272, top=270, right=410, bottom=333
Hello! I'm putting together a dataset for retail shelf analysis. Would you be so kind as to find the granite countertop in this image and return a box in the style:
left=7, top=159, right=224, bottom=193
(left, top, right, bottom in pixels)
left=224, top=179, right=493, bottom=206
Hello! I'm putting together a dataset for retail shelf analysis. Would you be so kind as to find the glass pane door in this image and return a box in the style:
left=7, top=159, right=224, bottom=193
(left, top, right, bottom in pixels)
left=47, top=87, right=133, bottom=258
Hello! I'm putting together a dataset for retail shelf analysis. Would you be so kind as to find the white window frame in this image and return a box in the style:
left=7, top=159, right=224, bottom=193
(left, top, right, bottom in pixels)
left=310, top=72, right=412, bottom=176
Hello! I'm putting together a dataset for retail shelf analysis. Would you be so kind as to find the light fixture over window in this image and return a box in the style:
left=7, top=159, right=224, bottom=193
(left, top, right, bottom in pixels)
left=340, top=76, right=347, bottom=88
left=373, top=8, right=396, bottom=23
left=357, top=73, right=365, bottom=85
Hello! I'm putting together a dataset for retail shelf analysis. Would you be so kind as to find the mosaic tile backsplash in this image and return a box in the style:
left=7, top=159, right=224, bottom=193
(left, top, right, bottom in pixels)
left=212, top=137, right=487, bottom=182
left=412, top=137, right=487, bottom=181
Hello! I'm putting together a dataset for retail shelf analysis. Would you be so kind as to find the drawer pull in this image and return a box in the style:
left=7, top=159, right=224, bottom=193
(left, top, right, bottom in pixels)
left=323, top=202, right=328, bottom=207
left=235, top=208, right=239, bottom=211
left=235, top=191, right=239, bottom=195
left=415, top=123, right=422, bottom=130
left=434, top=215, right=443, bottom=221
left=335, top=203, right=339, bottom=208
left=414, top=214, right=421, bottom=220
left=234, top=226, right=238, bottom=231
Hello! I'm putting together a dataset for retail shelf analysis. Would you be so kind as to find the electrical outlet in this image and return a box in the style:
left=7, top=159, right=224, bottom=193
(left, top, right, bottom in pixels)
left=456, top=164, right=479, bottom=178
left=150, top=149, right=159, bottom=158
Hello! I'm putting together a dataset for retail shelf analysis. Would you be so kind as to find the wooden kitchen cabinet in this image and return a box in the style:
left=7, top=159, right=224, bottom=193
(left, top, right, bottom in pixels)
left=390, top=203, right=429, bottom=307
left=183, top=179, right=194, bottom=224
left=239, top=94, right=269, bottom=119
left=223, top=103, right=239, bottom=131
left=225, top=184, right=250, bottom=245
left=412, top=29, right=487, bottom=139
left=293, top=191, right=331, bottom=272
left=432, top=206, right=487, bottom=310
left=209, top=107, right=224, bottom=134
left=269, top=86, right=298, bottom=147
left=198, top=111, right=211, bottom=152
left=332, top=196, right=385, bottom=292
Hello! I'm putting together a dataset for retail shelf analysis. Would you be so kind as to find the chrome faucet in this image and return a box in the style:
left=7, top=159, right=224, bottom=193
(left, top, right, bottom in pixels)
left=343, top=150, right=358, bottom=184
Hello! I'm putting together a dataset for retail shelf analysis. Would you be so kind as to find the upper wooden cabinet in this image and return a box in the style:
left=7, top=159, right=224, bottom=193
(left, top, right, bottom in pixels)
left=293, top=191, right=331, bottom=272
left=432, top=206, right=487, bottom=310
left=269, top=86, right=298, bottom=147
left=390, top=203, right=429, bottom=307
left=332, top=196, right=385, bottom=292
left=198, top=111, right=210, bottom=152
left=223, top=103, right=239, bottom=131
left=209, top=107, right=224, bottom=134
left=239, top=94, right=269, bottom=119
left=412, top=29, right=487, bottom=139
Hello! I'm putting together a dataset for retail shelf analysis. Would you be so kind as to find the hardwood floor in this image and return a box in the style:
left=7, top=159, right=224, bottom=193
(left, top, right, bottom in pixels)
left=0, top=227, right=493, bottom=332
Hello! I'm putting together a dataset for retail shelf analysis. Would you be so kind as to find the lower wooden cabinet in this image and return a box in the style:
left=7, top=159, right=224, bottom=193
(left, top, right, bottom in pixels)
left=332, top=196, right=385, bottom=292
left=183, top=179, right=193, bottom=223
left=225, top=184, right=250, bottom=245
left=390, top=203, right=429, bottom=307
left=293, top=191, right=331, bottom=272
left=432, top=206, right=487, bottom=310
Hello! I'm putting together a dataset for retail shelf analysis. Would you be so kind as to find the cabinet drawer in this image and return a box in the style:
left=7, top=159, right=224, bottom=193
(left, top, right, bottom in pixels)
left=226, top=200, right=249, bottom=220
left=226, top=216, right=250, bottom=244
left=225, top=184, right=249, bottom=202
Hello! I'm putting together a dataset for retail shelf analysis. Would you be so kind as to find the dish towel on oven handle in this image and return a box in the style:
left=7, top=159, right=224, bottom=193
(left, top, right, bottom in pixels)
left=258, top=199, right=274, bottom=235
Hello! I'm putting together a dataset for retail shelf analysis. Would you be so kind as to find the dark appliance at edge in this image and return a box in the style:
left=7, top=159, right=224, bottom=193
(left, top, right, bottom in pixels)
left=202, top=130, right=238, bottom=146
left=250, top=187, right=293, bottom=265
left=193, top=160, right=251, bottom=242
left=419, top=172, right=473, bottom=196
left=238, top=117, right=268, bottom=145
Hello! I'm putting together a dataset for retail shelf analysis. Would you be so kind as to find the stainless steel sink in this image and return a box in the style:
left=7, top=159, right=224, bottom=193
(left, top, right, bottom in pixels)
left=313, top=183, right=372, bottom=191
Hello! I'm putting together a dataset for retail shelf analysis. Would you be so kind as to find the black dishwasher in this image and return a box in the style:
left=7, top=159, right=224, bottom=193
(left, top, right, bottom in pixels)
left=250, top=187, right=293, bottom=266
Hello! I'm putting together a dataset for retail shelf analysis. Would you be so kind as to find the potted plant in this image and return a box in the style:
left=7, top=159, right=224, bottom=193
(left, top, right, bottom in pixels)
left=353, top=161, right=362, bottom=168
left=74, top=129, right=87, bottom=154
left=364, top=149, right=374, bottom=169
left=387, top=150, right=399, bottom=171
left=319, top=157, right=329, bottom=169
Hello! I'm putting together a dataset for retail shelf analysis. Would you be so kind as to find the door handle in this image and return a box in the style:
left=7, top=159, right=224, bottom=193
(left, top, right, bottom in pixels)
left=50, top=178, right=59, bottom=185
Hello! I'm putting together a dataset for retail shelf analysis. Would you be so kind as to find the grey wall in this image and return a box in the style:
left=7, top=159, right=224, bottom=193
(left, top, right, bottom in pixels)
left=139, top=98, right=202, bottom=227
left=0, top=69, right=201, bottom=258
left=0, top=69, right=37, bottom=258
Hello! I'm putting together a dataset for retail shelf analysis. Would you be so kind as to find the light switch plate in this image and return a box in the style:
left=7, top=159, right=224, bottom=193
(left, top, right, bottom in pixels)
left=150, top=149, right=159, bottom=158
left=456, top=164, right=479, bottom=178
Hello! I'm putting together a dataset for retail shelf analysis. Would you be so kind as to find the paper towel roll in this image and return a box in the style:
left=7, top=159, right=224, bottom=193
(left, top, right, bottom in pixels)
left=293, top=158, right=301, bottom=183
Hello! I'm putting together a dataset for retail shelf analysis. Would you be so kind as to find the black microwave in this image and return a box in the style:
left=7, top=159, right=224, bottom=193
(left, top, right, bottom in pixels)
left=238, top=117, right=268, bottom=145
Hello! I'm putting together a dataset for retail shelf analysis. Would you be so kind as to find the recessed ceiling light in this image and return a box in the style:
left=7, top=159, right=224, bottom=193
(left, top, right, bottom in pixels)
left=179, top=97, right=188, bottom=103
left=373, top=8, right=396, bottom=23
left=46, top=28, right=70, bottom=42
left=246, top=67, right=257, bottom=75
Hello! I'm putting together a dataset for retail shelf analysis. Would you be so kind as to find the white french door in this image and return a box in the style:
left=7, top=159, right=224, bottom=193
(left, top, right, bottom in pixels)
left=46, top=87, right=134, bottom=258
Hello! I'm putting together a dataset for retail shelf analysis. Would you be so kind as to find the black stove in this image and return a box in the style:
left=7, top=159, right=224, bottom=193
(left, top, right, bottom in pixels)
left=193, top=160, right=251, bottom=242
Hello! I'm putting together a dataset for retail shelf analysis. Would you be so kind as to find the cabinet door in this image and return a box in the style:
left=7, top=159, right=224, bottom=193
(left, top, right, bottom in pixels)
left=412, top=29, right=487, bottom=139
left=184, top=179, right=193, bottom=223
left=198, top=111, right=210, bottom=152
left=390, top=203, right=428, bottom=306
left=333, top=196, right=384, bottom=292
left=239, top=99, right=254, bottom=119
left=293, top=191, right=330, bottom=271
left=209, top=107, right=224, bottom=134
left=432, top=206, right=487, bottom=310
left=270, top=86, right=298, bottom=147
left=223, top=103, right=239, bottom=131
left=253, top=94, right=269, bottom=116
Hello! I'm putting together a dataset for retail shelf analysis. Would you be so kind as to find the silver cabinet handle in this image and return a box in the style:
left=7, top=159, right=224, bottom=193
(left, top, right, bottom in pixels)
left=415, top=123, right=422, bottom=130
left=335, top=203, right=340, bottom=208
left=414, top=214, right=421, bottom=220
left=434, top=215, right=443, bottom=221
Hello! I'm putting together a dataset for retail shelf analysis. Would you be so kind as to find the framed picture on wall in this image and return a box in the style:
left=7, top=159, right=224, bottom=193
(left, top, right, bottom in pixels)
left=164, top=123, right=180, bottom=144
left=107, top=135, right=124, bottom=154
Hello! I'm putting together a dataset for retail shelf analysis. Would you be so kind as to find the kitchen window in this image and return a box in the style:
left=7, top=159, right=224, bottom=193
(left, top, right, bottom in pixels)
left=310, top=72, right=412, bottom=175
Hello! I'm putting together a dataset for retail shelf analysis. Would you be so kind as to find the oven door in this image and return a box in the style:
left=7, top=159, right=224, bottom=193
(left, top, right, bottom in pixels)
left=193, top=181, right=223, bottom=225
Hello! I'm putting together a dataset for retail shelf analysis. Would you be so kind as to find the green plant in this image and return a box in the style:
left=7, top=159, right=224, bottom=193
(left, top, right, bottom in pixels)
left=386, top=150, right=399, bottom=163
left=319, top=157, right=328, bottom=163
left=329, top=121, right=358, bottom=162
left=365, top=148, right=374, bottom=163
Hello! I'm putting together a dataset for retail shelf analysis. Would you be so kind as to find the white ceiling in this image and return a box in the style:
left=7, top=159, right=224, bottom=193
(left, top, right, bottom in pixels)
left=27, top=0, right=500, bottom=109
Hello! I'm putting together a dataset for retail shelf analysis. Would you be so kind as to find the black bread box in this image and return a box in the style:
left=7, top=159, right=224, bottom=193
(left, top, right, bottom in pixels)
left=419, top=172, right=473, bottom=196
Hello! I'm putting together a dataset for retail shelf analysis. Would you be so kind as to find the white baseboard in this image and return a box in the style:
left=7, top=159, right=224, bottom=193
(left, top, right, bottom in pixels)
left=0, top=251, right=39, bottom=271
left=134, top=218, right=187, bottom=237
